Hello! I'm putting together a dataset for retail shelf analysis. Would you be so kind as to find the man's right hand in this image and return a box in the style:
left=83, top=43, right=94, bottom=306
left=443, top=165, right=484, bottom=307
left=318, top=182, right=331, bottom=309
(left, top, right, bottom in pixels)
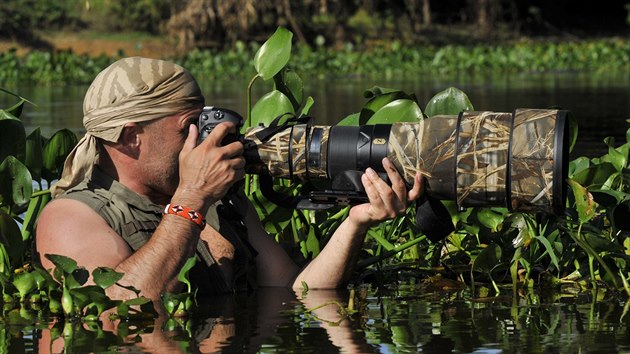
left=174, top=122, right=246, bottom=210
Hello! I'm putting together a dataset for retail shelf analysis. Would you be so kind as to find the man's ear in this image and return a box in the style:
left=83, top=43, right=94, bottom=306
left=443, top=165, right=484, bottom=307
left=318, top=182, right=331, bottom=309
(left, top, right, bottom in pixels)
left=118, top=122, right=143, bottom=158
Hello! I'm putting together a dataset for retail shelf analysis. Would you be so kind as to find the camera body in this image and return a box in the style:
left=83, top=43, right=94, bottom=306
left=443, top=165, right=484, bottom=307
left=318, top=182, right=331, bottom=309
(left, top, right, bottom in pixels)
left=197, top=106, right=243, bottom=144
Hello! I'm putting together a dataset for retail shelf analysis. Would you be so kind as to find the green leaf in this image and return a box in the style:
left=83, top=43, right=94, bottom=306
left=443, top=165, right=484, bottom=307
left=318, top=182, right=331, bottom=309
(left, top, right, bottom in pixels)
left=532, top=234, right=560, bottom=270
left=0, top=156, right=32, bottom=207
left=274, top=68, right=303, bottom=111
left=0, top=88, right=35, bottom=118
left=601, top=140, right=627, bottom=172
left=21, top=191, right=51, bottom=242
left=0, top=111, right=26, bottom=163
left=424, top=87, right=474, bottom=117
left=359, top=91, right=409, bottom=125
left=0, top=209, right=25, bottom=268
left=45, top=254, right=78, bottom=274
left=177, top=256, right=197, bottom=293
left=6, top=99, right=25, bottom=119
left=42, top=129, right=78, bottom=182
left=300, top=227, right=321, bottom=259
left=33, top=267, right=55, bottom=291
left=472, top=244, right=502, bottom=273
left=571, top=162, right=618, bottom=188
left=300, top=96, right=315, bottom=117
left=569, top=156, right=590, bottom=177
left=65, top=267, right=90, bottom=289
left=12, top=272, right=36, bottom=301
left=337, top=112, right=360, bottom=126
left=69, top=285, right=105, bottom=310
left=254, top=27, right=293, bottom=80
left=0, top=243, right=10, bottom=276
left=25, top=128, right=43, bottom=182
left=251, top=90, right=295, bottom=127
left=363, top=86, right=399, bottom=99
left=366, top=99, right=423, bottom=125
left=477, top=208, right=507, bottom=232
left=92, top=267, right=124, bottom=289
left=568, top=179, right=597, bottom=223
left=118, top=296, right=153, bottom=317
left=250, top=181, right=296, bottom=232
left=160, top=292, right=180, bottom=315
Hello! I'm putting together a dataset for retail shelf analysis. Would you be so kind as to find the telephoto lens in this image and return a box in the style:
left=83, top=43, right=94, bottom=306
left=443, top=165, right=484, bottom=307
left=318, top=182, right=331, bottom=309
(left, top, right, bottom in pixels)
left=242, top=108, right=569, bottom=215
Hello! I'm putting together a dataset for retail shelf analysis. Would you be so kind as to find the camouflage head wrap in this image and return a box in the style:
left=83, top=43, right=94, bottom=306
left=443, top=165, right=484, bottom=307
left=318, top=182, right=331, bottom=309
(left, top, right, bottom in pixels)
left=50, top=56, right=205, bottom=197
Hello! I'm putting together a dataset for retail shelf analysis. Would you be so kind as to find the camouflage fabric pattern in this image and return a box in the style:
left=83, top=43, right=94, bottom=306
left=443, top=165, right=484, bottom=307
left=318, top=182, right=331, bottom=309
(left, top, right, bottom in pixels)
left=509, top=109, right=559, bottom=211
left=388, top=117, right=459, bottom=199
left=244, top=124, right=330, bottom=180
left=289, top=124, right=308, bottom=179
left=243, top=125, right=293, bottom=178
left=455, top=111, right=512, bottom=206
left=388, top=110, right=561, bottom=212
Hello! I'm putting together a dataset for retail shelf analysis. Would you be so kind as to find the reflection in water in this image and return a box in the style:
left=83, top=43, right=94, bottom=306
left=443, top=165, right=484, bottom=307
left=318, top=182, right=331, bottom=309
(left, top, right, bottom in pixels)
left=2, top=72, right=630, bottom=158
left=4, top=286, right=629, bottom=353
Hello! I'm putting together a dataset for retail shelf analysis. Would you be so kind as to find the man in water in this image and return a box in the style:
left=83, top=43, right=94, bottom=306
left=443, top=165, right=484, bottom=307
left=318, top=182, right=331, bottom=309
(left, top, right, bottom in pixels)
left=35, top=57, right=423, bottom=301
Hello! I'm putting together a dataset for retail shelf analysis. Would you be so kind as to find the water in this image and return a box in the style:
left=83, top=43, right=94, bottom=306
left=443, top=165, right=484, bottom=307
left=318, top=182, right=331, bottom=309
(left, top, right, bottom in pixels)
left=3, top=71, right=630, bottom=159
left=6, top=285, right=630, bottom=353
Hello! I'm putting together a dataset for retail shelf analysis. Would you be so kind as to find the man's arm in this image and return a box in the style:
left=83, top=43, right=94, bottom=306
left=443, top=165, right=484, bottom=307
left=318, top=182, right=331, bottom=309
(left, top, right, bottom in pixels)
left=36, top=198, right=203, bottom=300
left=291, top=158, right=423, bottom=289
left=249, top=157, right=423, bottom=289
left=36, top=123, right=245, bottom=300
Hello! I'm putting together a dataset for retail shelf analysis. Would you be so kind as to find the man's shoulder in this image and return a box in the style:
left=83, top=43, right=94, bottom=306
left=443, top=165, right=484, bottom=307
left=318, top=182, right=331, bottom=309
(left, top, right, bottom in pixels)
left=37, top=197, right=108, bottom=235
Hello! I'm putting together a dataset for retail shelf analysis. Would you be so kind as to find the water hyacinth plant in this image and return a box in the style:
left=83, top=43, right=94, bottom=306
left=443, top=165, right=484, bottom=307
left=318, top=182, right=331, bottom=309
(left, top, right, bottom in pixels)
left=245, top=27, right=630, bottom=297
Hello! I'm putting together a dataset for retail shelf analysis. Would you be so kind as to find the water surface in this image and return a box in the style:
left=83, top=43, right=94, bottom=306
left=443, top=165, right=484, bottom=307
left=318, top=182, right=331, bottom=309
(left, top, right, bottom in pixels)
left=7, top=285, right=630, bottom=353
left=3, top=72, right=630, bottom=158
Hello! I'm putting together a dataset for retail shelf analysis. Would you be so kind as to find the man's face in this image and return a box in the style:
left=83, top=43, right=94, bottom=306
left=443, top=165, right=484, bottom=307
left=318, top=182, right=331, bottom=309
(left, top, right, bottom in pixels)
left=140, top=107, right=203, bottom=197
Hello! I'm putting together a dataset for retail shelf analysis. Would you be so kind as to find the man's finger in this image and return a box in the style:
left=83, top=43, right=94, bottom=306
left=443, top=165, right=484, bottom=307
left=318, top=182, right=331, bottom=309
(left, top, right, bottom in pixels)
left=407, top=173, right=424, bottom=202
left=223, top=140, right=245, bottom=158
left=382, top=158, right=407, bottom=204
left=201, top=122, right=236, bottom=147
left=181, top=124, right=198, bottom=155
left=361, top=170, right=381, bottom=205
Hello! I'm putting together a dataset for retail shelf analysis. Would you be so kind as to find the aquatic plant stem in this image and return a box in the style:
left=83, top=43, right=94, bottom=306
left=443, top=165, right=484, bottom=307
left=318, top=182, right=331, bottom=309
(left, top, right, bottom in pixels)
left=569, top=222, right=620, bottom=288
left=244, top=75, right=260, bottom=197
left=357, top=235, right=427, bottom=269
left=246, top=74, right=260, bottom=130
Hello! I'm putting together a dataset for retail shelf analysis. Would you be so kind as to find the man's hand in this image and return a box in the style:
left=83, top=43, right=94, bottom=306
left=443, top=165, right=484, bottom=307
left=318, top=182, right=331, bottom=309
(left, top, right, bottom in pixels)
left=348, top=157, right=424, bottom=230
left=174, top=122, right=245, bottom=210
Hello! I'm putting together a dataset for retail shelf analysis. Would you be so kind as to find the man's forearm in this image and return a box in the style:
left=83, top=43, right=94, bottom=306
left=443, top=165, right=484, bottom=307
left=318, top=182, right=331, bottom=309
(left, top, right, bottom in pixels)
left=107, top=216, right=201, bottom=300
left=291, top=218, right=368, bottom=289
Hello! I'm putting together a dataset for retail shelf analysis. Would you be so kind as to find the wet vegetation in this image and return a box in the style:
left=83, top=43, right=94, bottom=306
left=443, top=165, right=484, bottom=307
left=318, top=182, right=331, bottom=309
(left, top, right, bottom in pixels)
left=2, top=38, right=630, bottom=85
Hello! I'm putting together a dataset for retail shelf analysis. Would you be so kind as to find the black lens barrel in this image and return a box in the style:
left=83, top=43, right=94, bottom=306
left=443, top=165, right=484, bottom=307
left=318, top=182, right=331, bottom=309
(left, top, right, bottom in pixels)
left=327, top=125, right=392, bottom=180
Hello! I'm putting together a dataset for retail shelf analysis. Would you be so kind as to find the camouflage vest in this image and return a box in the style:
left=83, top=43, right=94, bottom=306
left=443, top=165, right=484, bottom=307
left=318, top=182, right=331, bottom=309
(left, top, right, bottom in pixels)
left=57, top=167, right=257, bottom=295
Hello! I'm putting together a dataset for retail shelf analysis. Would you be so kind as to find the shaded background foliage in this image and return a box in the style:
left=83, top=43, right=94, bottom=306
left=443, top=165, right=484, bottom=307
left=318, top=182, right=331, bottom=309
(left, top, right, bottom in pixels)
left=1, top=0, right=629, bottom=53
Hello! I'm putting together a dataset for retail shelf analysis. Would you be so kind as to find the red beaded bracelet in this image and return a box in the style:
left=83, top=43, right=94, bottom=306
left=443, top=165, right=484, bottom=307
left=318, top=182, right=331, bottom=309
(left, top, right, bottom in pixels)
left=162, top=204, right=206, bottom=229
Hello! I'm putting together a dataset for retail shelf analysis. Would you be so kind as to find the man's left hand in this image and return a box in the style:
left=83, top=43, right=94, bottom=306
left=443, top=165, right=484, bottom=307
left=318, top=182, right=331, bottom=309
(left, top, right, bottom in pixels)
left=348, top=157, right=424, bottom=230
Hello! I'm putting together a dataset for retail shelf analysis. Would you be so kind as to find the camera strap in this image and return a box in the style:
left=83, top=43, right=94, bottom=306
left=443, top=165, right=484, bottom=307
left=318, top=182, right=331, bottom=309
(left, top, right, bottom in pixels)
left=254, top=113, right=312, bottom=143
